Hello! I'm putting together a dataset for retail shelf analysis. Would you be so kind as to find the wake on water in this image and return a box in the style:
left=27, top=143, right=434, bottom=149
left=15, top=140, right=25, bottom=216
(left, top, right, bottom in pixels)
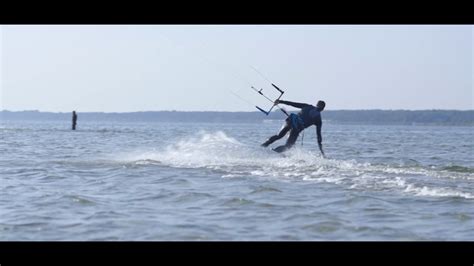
left=116, top=131, right=474, bottom=200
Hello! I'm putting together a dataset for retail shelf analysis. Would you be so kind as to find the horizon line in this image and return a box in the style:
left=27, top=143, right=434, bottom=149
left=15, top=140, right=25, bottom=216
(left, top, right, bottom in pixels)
left=1, top=109, right=473, bottom=113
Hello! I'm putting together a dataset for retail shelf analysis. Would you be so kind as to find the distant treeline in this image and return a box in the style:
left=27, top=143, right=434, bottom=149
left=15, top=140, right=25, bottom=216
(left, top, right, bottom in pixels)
left=1, top=110, right=473, bottom=126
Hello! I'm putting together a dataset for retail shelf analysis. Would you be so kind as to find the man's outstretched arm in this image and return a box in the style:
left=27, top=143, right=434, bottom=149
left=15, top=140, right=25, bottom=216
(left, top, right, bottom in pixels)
left=316, top=125, right=325, bottom=157
left=276, top=100, right=311, bottom=109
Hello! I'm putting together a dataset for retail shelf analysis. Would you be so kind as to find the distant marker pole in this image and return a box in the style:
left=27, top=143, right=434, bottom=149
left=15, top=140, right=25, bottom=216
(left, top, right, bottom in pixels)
left=72, top=111, right=77, bottom=130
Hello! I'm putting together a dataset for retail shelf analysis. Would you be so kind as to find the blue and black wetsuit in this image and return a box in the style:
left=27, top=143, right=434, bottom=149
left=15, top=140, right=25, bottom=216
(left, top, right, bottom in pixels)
left=261, top=100, right=323, bottom=153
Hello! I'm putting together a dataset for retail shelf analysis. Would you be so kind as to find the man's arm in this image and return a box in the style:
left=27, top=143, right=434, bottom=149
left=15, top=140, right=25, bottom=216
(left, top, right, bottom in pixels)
left=316, top=125, right=325, bottom=157
left=276, top=100, right=311, bottom=109
left=316, top=125, right=322, bottom=145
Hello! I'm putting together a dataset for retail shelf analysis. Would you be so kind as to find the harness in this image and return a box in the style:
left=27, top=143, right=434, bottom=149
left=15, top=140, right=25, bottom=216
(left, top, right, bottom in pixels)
left=289, top=113, right=304, bottom=131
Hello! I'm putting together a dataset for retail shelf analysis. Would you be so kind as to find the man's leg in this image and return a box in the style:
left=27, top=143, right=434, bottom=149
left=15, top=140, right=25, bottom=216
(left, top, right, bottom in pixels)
left=272, top=129, right=300, bottom=153
left=261, top=122, right=291, bottom=147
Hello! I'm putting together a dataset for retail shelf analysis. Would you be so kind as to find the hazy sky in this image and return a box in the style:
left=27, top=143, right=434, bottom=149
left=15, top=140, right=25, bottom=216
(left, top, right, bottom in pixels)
left=1, top=25, right=472, bottom=112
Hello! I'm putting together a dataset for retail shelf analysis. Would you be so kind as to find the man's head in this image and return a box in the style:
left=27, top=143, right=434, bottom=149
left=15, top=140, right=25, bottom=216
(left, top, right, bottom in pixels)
left=316, top=100, right=326, bottom=111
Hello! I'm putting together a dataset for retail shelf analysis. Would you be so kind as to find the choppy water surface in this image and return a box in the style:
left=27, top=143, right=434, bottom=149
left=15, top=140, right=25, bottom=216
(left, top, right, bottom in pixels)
left=1, top=120, right=473, bottom=240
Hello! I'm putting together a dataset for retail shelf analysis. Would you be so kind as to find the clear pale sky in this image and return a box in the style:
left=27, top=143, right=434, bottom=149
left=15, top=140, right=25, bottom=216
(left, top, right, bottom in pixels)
left=0, top=25, right=472, bottom=112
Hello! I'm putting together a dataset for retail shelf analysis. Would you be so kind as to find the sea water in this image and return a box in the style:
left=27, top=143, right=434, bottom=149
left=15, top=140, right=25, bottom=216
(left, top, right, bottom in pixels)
left=1, top=120, right=473, bottom=240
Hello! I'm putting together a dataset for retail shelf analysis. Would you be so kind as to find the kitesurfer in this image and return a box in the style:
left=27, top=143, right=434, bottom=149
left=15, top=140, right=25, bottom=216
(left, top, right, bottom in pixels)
left=261, top=100, right=325, bottom=156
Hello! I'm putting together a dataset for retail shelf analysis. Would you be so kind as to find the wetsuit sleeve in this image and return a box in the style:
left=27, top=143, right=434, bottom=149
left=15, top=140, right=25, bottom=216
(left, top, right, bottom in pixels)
left=279, top=100, right=311, bottom=109
left=316, top=124, right=322, bottom=145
